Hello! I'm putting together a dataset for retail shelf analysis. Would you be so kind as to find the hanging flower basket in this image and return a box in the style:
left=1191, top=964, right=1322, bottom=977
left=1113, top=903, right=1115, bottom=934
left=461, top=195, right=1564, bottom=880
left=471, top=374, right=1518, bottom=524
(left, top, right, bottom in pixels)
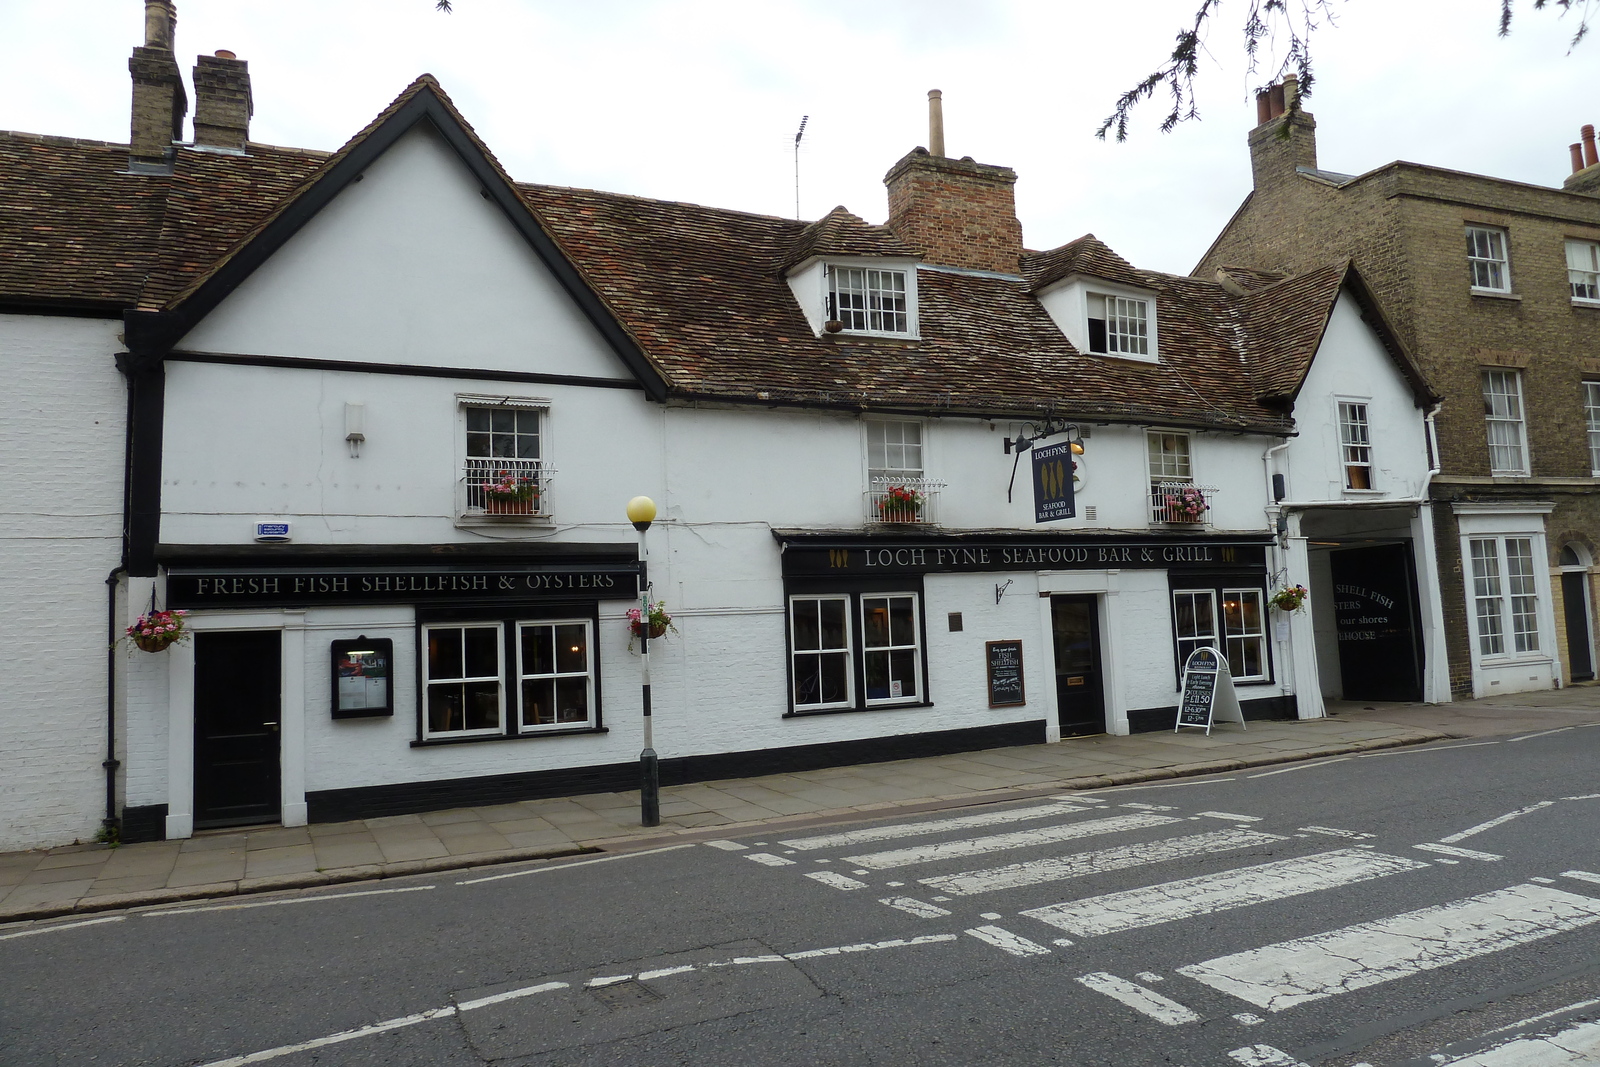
left=1270, top=584, right=1309, bottom=613
left=627, top=601, right=677, bottom=650
left=481, top=470, right=539, bottom=514
left=876, top=485, right=924, bottom=523
left=126, top=609, right=189, bottom=653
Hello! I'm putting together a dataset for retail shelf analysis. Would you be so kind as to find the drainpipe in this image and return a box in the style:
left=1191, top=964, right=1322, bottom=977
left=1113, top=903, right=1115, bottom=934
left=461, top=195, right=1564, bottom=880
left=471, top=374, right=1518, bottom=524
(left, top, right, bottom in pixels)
left=104, top=566, right=126, bottom=839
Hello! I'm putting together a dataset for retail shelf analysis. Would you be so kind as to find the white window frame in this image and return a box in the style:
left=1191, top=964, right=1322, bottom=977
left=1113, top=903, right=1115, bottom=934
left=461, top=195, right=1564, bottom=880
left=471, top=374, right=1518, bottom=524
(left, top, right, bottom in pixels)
left=1337, top=399, right=1376, bottom=491
left=421, top=622, right=505, bottom=739
left=1585, top=382, right=1600, bottom=477
left=1035, top=277, right=1159, bottom=364
left=1221, top=587, right=1268, bottom=682
left=1482, top=370, right=1529, bottom=476
left=789, top=595, right=855, bottom=712
left=1172, top=589, right=1217, bottom=668
left=1147, top=430, right=1192, bottom=483
left=1468, top=537, right=1541, bottom=658
left=1087, top=292, right=1150, bottom=357
left=457, top=394, right=553, bottom=518
left=1568, top=238, right=1600, bottom=304
left=515, top=619, right=595, bottom=733
left=1466, top=225, right=1511, bottom=293
left=866, top=418, right=924, bottom=482
left=861, top=593, right=923, bottom=707
left=828, top=264, right=913, bottom=336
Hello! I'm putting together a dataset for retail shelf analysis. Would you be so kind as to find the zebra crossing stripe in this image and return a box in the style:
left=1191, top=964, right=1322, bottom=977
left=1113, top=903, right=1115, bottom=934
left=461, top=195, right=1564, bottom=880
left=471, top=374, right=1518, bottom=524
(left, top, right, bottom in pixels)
left=805, top=871, right=868, bottom=891
left=1177, top=884, right=1600, bottom=1013
left=843, top=813, right=1181, bottom=870
left=1020, top=849, right=1429, bottom=937
left=964, top=925, right=1052, bottom=957
left=1075, top=972, right=1199, bottom=1025
left=1226, top=1045, right=1310, bottom=1067
left=744, top=853, right=796, bottom=867
left=776, top=801, right=1088, bottom=851
left=879, top=897, right=951, bottom=918
left=1440, top=1017, right=1600, bottom=1065
left=1560, top=869, right=1600, bottom=887
left=920, top=829, right=1285, bottom=896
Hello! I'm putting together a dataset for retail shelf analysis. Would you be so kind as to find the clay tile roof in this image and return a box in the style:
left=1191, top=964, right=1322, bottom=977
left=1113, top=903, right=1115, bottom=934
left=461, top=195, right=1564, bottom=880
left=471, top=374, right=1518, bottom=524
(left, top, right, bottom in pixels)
left=778, top=206, right=916, bottom=273
left=1023, top=234, right=1147, bottom=291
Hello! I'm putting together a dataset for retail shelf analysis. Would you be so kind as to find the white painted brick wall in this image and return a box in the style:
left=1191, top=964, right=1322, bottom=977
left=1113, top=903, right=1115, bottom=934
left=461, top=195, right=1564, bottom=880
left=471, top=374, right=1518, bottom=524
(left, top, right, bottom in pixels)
left=0, top=315, right=126, bottom=850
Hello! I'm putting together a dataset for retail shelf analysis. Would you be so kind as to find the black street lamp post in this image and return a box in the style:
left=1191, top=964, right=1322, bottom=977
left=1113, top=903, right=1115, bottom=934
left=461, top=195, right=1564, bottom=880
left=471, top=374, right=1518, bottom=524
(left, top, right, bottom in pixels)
left=626, top=495, right=660, bottom=827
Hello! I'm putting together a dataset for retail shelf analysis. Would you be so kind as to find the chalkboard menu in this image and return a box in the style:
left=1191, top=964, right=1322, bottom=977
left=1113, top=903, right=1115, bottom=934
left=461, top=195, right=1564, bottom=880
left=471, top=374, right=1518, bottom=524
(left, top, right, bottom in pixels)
left=986, top=640, right=1026, bottom=707
left=1174, top=646, right=1245, bottom=734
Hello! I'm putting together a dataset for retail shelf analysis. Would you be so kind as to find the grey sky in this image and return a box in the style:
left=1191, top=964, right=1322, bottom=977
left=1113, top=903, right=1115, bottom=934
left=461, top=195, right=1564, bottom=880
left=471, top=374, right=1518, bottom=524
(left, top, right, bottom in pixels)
left=2, top=1, right=1592, bottom=275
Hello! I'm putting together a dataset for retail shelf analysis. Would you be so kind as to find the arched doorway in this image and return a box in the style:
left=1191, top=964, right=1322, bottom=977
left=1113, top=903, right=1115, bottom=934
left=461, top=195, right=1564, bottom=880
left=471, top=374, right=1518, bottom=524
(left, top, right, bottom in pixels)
left=1559, top=543, right=1594, bottom=683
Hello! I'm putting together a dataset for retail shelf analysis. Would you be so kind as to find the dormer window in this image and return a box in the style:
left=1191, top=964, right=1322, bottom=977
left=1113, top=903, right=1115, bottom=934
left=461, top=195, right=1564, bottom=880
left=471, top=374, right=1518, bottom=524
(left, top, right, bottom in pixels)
left=1087, top=293, right=1149, bottom=356
left=1035, top=276, right=1159, bottom=363
left=829, top=267, right=910, bottom=334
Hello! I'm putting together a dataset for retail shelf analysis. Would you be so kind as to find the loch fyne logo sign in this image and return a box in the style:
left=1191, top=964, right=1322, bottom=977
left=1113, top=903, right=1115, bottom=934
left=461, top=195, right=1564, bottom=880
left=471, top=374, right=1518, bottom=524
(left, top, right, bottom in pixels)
left=787, top=539, right=1266, bottom=576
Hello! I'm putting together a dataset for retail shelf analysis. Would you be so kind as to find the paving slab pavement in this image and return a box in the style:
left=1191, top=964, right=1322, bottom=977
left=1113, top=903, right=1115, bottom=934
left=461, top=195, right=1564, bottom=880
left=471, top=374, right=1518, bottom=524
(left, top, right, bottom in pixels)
left=3, top=689, right=1596, bottom=925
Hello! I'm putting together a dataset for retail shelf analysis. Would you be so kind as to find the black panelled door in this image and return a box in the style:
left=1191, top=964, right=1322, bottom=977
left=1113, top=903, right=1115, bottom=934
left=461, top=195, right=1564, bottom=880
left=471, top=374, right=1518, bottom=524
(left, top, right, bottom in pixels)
left=194, top=630, right=282, bottom=828
left=1051, top=594, right=1105, bottom=737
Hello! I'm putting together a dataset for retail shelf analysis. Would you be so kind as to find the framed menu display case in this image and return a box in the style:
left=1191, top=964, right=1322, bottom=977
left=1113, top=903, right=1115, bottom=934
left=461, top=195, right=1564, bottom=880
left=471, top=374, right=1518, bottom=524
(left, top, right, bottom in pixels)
left=330, top=637, right=394, bottom=719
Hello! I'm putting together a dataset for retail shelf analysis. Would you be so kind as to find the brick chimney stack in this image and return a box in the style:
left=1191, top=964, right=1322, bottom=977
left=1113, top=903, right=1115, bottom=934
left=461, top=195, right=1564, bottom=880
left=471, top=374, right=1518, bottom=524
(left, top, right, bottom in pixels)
left=1247, top=75, right=1317, bottom=190
left=1567, top=124, right=1600, bottom=197
left=193, top=50, right=253, bottom=150
left=883, top=93, right=1023, bottom=275
left=128, top=0, right=187, bottom=171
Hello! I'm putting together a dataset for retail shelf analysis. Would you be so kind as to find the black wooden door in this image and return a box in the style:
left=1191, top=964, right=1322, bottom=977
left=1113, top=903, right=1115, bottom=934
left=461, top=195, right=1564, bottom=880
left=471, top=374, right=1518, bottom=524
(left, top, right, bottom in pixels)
left=1563, top=571, right=1594, bottom=682
left=1052, top=595, right=1105, bottom=737
left=194, top=630, right=282, bottom=828
left=1330, top=544, right=1423, bottom=702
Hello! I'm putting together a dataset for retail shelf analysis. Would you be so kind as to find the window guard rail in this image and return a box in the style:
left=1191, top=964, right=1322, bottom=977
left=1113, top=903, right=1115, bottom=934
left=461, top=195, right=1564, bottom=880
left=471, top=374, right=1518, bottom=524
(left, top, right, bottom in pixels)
left=866, top=477, right=944, bottom=525
left=1150, top=481, right=1217, bottom=525
left=460, top=457, right=555, bottom=518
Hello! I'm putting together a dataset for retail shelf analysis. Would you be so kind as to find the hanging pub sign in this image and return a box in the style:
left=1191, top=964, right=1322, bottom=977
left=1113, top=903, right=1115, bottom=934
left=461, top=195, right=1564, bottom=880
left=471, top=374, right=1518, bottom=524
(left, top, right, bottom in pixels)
left=985, top=640, right=1026, bottom=707
left=1032, top=441, right=1077, bottom=523
left=1174, top=646, right=1246, bottom=734
left=330, top=637, right=394, bottom=719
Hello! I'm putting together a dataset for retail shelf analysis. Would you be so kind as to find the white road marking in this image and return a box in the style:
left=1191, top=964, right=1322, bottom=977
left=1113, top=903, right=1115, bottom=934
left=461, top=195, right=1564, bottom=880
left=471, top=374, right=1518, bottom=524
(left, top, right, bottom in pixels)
left=1440, top=802, right=1555, bottom=843
left=1561, top=870, right=1600, bottom=886
left=1052, top=938, right=1075, bottom=946
left=1118, top=802, right=1177, bottom=811
left=805, top=871, right=868, bottom=890
left=1299, top=825, right=1374, bottom=839
left=1249, top=758, right=1351, bottom=778
left=1507, top=726, right=1576, bottom=742
left=1487, top=996, right=1600, bottom=1038
left=1020, top=849, right=1429, bottom=937
left=1233, top=1013, right=1265, bottom=1026
left=145, top=886, right=434, bottom=916
left=1178, top=884, right=1600, bottom=1013
left=879, top=896, right=950, bottom=918
left=703, top=840, right=747, bottom=851
left=1075, top=972, right=1199, bottom=1025
left=965, top=925, right=1052, bottom=957
left=585, top=975, right=630, bottom=987
left=777, top=801, right=1088, bottom=851
left=636, top=965, right=696, bottom=980
left=708, top=955, right=785, bottom=966
left=1136, top=972, right=1164, bottom=983
left=457, top=843, right=696, bottom=884
left=0, top=915, right=125, bottom=940
left=1198, top=811, right=1263, bottom=822
left=1227, top=1045, right=1310, bottom=1067
left=194, top=1007, right=460, bottom=1066
left=1567, top=793, right=1600, bottom=801
left=1440, top=1017, right=1600, bottom=1065
left=744, top=853, right=796, bottom=867
left=784, top=934, right=958, bottom=959
left=921, top=829, right=1285, bottom=896
left=843, top=813, right=1181, bottom=869
left=1414, top=843, right=1503, bottom=861
left=455, top=981, right=569, bottom=1011
left=1532, top=877, right=1556, bottom=883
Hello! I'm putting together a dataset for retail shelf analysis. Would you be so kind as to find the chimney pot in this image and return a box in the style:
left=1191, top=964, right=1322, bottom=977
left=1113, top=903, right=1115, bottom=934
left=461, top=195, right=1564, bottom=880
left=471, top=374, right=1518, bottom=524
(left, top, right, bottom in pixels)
left=143, top=0, right=176, bottom=49
left=1583, top=124, right=1599, bottom=169
left=1268, top=83, right=1286, bottom=120
left=928, top=89, right=945, bottom=158
left=1256, top=91, right=1272, bottom=126
left=1574, top=143, right=1587, bottom=175
left=215, top=49, right=236, bottom=59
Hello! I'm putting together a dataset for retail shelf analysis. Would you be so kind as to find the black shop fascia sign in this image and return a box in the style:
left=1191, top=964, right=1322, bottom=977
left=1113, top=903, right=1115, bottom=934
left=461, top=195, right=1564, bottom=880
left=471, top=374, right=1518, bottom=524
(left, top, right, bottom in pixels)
left=778, top=532, right=1269, bottom=577
left=167, top=561, right=642, bottom=609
